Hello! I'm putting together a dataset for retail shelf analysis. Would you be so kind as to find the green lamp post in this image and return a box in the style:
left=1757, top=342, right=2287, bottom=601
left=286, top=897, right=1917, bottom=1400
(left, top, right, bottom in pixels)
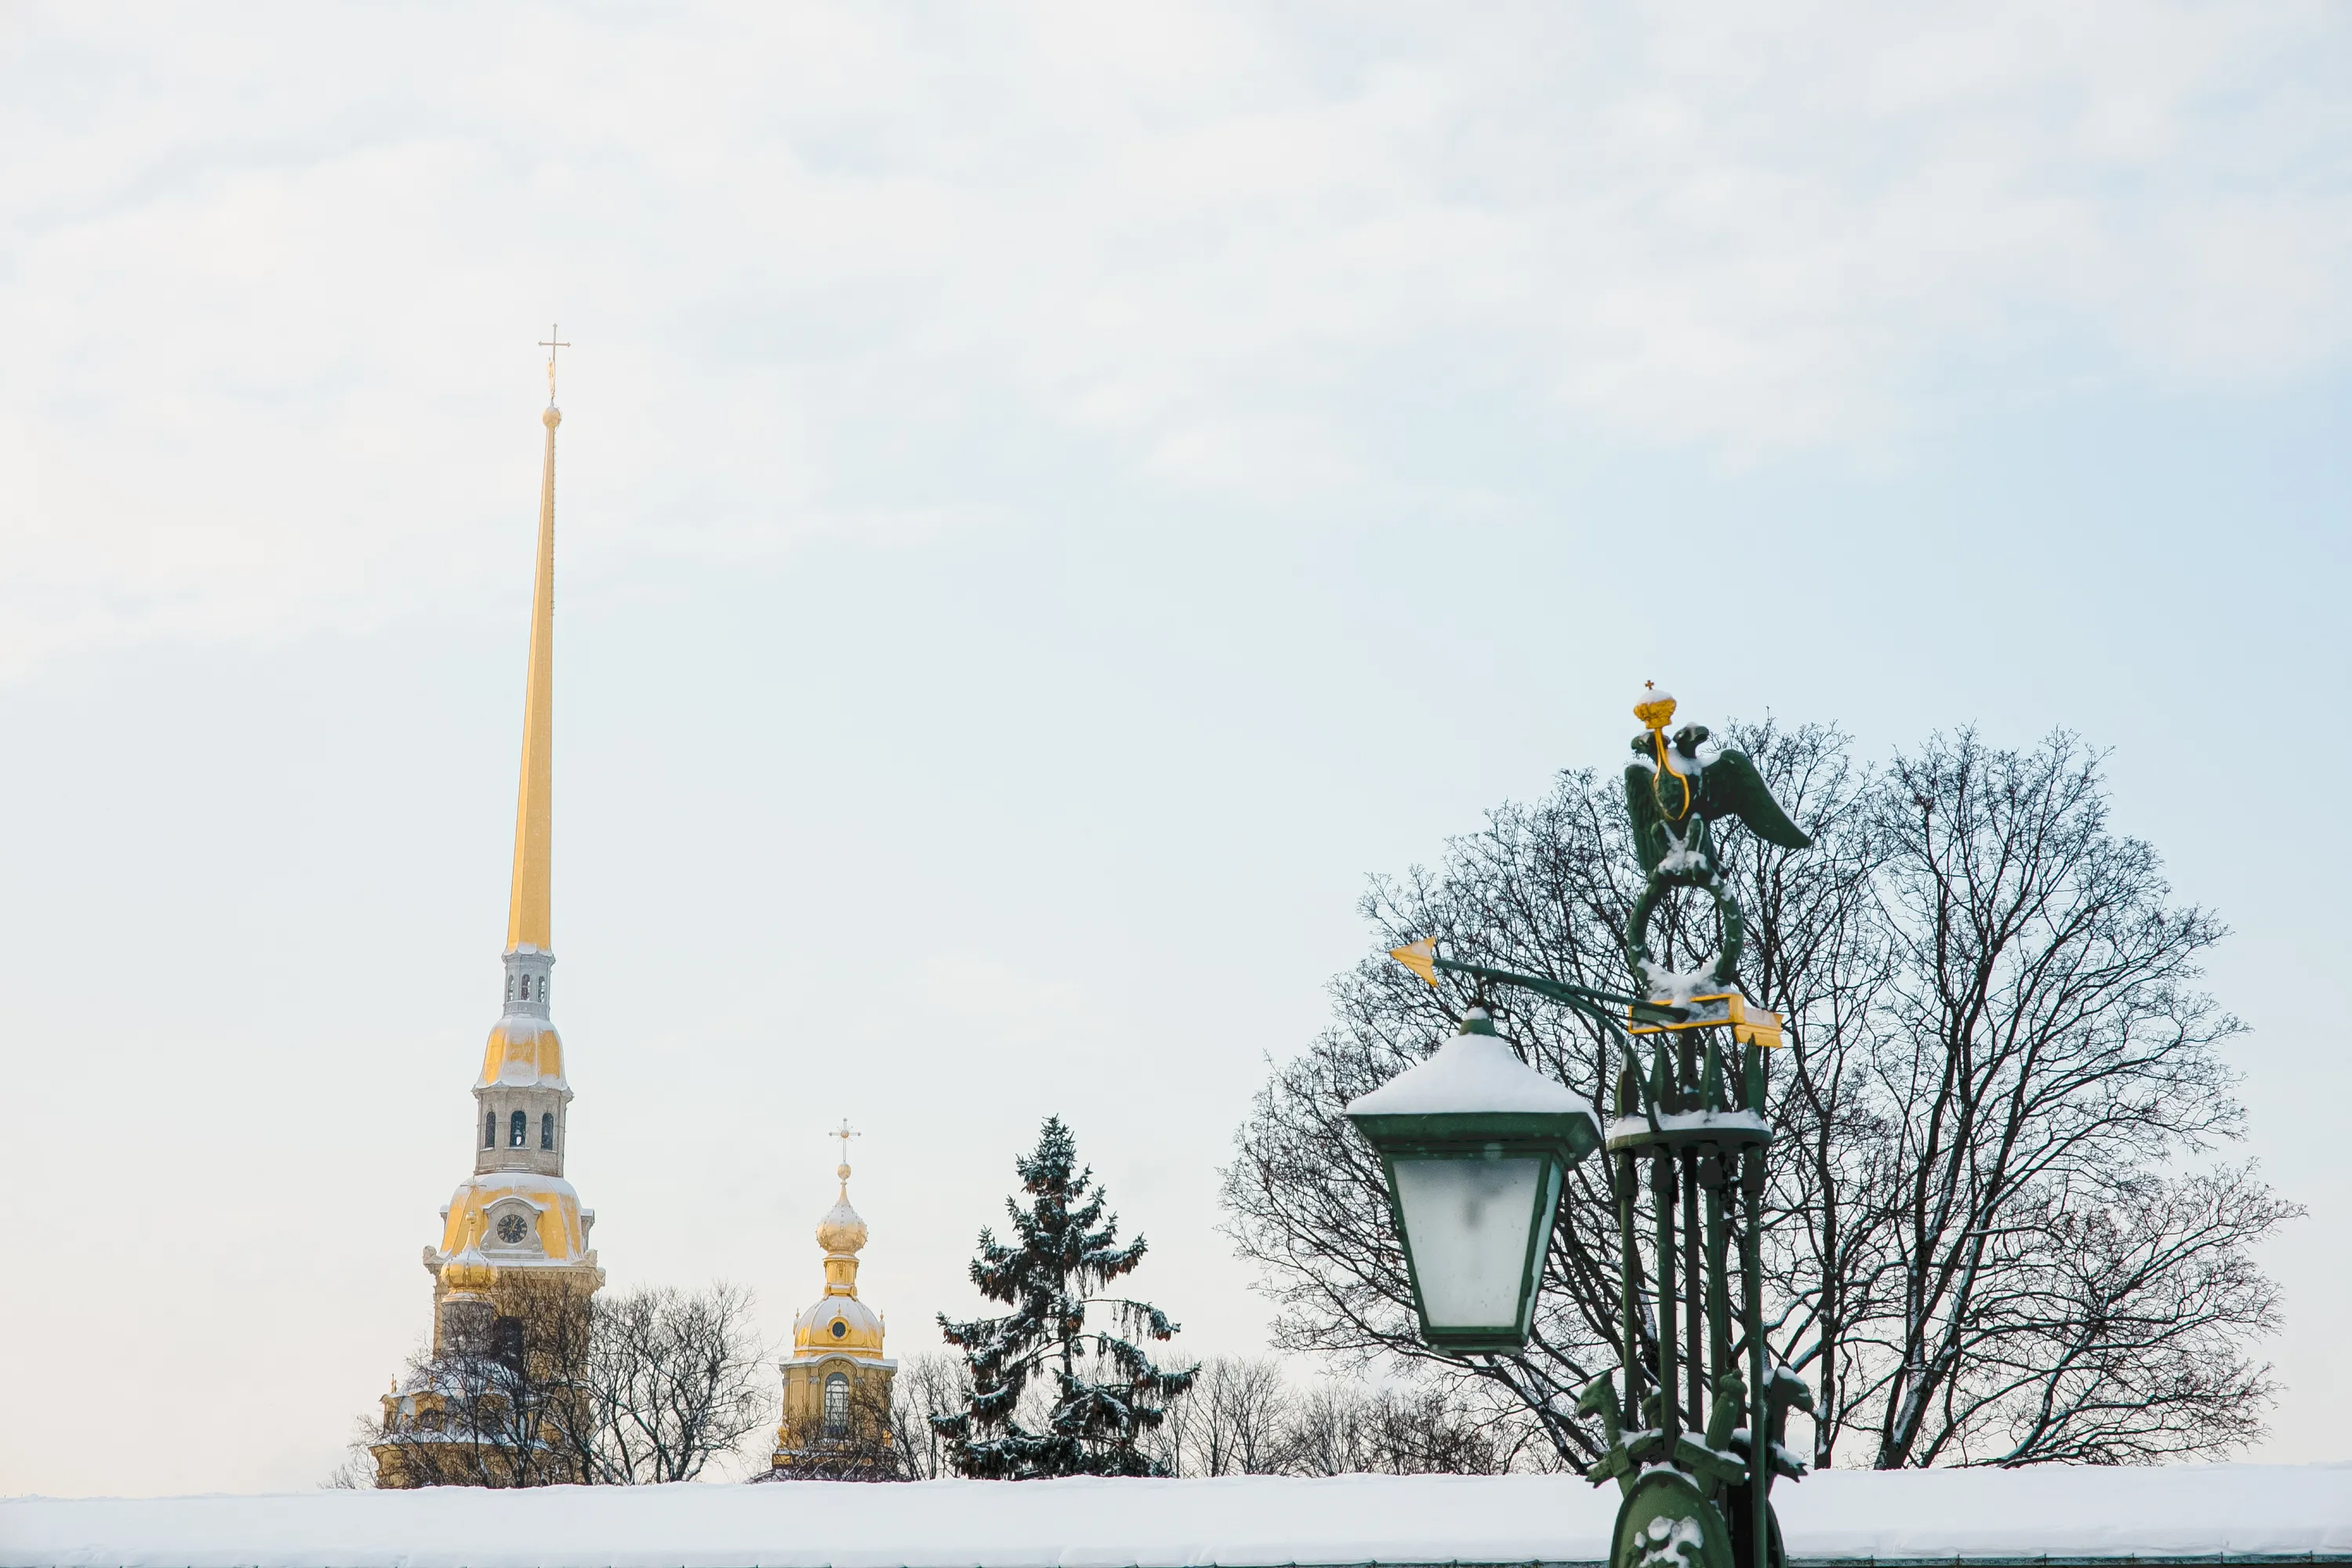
left=1345, top=1007, right=1601, bottom=1352
left=1344, top=685, right=1816, bottom=1568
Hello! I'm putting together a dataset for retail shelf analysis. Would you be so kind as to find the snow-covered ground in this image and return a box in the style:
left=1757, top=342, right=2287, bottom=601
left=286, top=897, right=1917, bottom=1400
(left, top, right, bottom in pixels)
left=2, top=1466, right=2346, bottom=1568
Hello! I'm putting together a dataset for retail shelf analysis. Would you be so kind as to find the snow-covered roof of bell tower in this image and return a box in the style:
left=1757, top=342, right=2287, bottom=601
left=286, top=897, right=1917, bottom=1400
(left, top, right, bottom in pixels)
left=476, top=1017, right=568, bottom=1091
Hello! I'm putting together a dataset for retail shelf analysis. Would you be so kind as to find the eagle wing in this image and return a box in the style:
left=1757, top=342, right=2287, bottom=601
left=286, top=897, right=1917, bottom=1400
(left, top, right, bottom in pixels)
left=1624, top=761, right=1671, bottom=872
left=1701, top=748, right=1813, bottom=851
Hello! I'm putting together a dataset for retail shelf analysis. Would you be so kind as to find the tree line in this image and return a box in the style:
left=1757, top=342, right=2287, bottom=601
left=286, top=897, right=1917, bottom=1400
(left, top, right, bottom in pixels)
left=840, top=1352, right=1549, bottom=1480
left=354, top=1116, right=1519, bottom=1486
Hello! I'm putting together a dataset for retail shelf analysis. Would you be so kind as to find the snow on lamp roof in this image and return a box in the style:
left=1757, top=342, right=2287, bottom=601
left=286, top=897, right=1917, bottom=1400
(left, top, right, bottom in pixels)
left=1345, top=1009, right=1592, bottom=1120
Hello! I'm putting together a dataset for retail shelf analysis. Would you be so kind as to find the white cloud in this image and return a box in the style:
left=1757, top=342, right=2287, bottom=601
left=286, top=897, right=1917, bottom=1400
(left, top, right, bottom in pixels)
left=1, top=1, right=2347, bottom=667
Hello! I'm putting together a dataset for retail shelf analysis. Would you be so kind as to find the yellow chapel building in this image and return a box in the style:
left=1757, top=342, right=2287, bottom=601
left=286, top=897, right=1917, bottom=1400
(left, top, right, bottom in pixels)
left=772, top=1136, right=897, bottom=1468
left=375, top=354, right=605, bottom=1486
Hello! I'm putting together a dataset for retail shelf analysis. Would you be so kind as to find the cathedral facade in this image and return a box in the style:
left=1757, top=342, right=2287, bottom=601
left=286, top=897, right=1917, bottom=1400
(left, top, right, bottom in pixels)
left=375, top=368, right=605, bottom=1486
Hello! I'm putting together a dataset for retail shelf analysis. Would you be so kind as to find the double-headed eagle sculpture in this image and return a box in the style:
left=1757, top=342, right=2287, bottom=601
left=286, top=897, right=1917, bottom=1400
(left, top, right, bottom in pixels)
left=1624, top=684, right=1811, bottom=994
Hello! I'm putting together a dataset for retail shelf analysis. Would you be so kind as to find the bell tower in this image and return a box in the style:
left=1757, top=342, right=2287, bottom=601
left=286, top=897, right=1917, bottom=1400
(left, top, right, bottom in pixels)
left=376, top=340, right=604, bottom=1486
left=772, top=1124, right=897, bottom=1472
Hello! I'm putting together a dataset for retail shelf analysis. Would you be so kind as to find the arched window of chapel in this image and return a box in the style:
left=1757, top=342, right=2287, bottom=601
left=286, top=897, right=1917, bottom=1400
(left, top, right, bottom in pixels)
left=823, top=1374, right=849, bottom=1437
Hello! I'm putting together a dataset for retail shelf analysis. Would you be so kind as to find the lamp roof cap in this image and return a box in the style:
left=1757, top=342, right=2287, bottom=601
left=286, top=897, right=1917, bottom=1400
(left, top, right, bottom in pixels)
left=1345, top=1012, right=1587, bottom=1118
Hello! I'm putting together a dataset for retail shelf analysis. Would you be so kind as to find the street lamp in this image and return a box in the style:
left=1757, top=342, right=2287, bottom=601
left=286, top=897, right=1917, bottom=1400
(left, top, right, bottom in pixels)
left=1341, top=688, right=1817, bottom=1568
left=1345, top=1007, right=1599, bottom=1352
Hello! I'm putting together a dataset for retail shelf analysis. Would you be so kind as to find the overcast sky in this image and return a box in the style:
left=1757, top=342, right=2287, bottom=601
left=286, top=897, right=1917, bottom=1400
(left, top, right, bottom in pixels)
left=2, top=3, right=2348, bottom=1494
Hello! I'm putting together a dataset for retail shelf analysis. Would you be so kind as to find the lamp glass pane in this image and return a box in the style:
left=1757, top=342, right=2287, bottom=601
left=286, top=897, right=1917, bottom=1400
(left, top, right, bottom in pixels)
left=1392, top=1156, right=1543, bottom=1329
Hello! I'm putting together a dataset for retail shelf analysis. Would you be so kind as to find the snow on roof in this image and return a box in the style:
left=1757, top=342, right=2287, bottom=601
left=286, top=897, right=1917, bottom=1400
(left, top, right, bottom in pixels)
left=1345, top=1019, right=1594, bottom=1120
left=2, top=1465, right=2347, bottom=1568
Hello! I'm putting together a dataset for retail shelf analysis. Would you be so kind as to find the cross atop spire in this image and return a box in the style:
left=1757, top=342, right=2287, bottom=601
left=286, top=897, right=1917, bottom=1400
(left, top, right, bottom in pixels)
left=831, top=1119, right=859, bottom=1181
left=538, top=323, right=571, bottom=405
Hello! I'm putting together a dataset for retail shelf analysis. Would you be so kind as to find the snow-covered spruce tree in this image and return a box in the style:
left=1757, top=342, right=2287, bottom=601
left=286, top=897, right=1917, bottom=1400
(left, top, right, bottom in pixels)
left=936, top=1117, right=1196, bottom=1478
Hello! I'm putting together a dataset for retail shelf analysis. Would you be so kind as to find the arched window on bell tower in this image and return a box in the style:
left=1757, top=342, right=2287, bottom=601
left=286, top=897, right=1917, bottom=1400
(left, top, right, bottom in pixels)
left=510, top=1109, right=527, bottom=1147
left=541, top=1112, right=554, bottom=1149
left=823, top=1374, right=849, bottom=1437
left=484, top=1111, right=495, bottom=1149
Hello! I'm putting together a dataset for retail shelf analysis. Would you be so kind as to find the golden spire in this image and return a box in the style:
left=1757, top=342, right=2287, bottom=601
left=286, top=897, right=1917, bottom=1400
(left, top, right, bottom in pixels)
left=506, top=327, right=568, bottom=954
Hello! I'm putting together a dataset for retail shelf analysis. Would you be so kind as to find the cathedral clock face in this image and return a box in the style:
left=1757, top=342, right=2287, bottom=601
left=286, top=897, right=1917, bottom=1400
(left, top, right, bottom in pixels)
left=496, top=1214, right=531, bottom=1246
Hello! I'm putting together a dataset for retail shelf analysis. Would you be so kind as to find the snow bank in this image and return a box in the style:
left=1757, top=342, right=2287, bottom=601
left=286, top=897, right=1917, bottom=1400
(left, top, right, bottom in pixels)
left=1782, top=1464, right=2352, bottom=1559
left=2, top=1466, right=2346, bottom=1568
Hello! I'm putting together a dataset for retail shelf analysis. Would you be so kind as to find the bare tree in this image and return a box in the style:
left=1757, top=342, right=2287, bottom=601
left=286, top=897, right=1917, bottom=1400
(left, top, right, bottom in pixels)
left=890, top=1352, right=975, bottom=1480
left=370, top=1278, right=768, bottom=1486
left=1850, top=733, right=2292, bottom=1465
left=1225, top=723, right=1871, bottom=1466
left=1156, top=1357, right=1295, bottom=1476
left=1147, top=1362, right=1539, bottom=1477
left=568, top=1282, right=771, bottom=1483
left=372, top=1272, right=597, bottom=1487
left=1279, top=1381, right=1523, bottom=1475
left=1224, top=724, right=2293, bottom=1469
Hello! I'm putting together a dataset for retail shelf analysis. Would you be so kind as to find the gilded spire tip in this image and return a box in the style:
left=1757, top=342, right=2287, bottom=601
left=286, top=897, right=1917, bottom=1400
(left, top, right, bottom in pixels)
left=505, top=351, right=561, bottom=955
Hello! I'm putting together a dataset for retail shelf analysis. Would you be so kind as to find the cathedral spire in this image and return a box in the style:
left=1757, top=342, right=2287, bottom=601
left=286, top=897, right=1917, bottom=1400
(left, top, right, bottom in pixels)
left=506, top=327, right=566, bottom=955
left=379, top=352, right=602, bottom=1484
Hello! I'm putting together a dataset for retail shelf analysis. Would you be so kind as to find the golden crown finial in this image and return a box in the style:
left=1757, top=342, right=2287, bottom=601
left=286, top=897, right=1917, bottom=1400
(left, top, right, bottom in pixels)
left=1634, top=681, right=1677, bottom=732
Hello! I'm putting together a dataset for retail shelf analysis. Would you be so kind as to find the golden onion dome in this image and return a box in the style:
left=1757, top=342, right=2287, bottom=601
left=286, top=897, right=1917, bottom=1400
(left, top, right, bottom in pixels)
left=816, top=1164, right=869, bottom=1255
